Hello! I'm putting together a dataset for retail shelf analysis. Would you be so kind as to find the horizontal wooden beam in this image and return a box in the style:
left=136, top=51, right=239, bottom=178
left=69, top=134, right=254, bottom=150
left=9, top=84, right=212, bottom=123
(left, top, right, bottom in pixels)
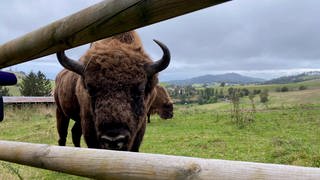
left=0, top=140, right=319, bottom=179
left=0, top=0, right=231, bottom=68
left=3, top=96, right=54, bottom=104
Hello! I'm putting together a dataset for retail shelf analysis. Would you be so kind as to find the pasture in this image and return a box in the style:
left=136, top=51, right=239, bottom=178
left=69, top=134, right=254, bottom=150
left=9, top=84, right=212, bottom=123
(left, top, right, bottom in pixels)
left=0, top=82, right=320, bottom=179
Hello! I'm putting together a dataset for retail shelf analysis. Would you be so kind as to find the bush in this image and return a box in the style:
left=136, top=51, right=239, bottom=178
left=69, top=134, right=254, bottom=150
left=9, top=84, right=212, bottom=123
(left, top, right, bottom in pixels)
left=280, top=86, right=289, bottom=92
left=253, top=89, right=261, bottom=95
left=260, top=89, right=269, bottom=103
left=0, top=86, right=10, bottom=96
left=299, top=85, right=307, bottom=90
left=241, top=88, right=250, bottom=96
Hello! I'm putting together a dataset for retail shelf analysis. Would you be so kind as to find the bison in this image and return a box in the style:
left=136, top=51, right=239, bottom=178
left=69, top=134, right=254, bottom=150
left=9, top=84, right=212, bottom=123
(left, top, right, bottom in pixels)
left=147, top=85, right=173, bottom=123
left=54, top=31, right=170, bottom=152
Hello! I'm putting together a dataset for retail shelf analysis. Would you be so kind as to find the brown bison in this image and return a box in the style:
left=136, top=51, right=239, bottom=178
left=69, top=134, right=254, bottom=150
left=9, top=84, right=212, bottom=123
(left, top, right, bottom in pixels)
left=147, top=85, right=173, bottom=123
left=54, top=31, right=170, bottom=152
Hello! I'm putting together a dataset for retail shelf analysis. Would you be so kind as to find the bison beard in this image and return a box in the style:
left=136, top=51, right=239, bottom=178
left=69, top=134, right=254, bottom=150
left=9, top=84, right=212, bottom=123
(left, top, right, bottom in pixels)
left=54, top=31, right=170, bottom=152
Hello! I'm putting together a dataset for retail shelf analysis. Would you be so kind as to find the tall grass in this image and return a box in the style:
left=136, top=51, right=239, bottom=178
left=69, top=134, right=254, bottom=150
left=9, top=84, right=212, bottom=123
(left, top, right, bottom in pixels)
left=0, top=105, right=89, bottom=179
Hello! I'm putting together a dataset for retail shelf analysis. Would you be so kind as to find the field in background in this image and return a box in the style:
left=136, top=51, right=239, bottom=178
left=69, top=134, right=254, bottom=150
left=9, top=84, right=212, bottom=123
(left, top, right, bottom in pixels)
left=0, top=81, right=320, bottom=179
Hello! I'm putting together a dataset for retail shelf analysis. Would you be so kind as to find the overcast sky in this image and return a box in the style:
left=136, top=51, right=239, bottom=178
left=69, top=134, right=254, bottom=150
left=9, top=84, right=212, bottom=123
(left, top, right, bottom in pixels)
left=1, top=0, right=320, bottom=81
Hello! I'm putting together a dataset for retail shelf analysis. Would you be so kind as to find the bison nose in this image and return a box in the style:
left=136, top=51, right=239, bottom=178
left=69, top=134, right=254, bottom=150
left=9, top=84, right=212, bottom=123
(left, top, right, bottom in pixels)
left=100, top=134, right=129, bottom=150
left=169, top=113, right=173, bottom=118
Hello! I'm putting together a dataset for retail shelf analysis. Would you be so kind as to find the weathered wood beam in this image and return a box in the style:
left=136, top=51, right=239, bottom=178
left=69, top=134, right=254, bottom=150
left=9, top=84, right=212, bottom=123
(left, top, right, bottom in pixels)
left=0, top=0, right=231, bottom=68
left=0, top=140, right=319, bottom=179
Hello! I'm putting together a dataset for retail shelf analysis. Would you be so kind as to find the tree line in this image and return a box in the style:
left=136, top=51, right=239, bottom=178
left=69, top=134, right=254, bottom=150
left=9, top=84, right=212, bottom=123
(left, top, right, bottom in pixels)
left=167, top=85, right=269, bottom=105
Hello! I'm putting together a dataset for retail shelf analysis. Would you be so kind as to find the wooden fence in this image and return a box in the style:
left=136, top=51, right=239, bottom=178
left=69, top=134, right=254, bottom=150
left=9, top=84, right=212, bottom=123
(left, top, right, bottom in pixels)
left=0, top=140, right=320, bottom=180
left=3, top=96, right=54, bottom=104
left=1, top=0, right=320, bottom=179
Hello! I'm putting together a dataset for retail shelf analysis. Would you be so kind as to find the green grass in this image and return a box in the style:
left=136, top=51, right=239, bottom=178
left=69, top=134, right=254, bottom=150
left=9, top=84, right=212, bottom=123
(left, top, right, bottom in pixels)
left=142, top=104, right=320, bottom=166
left=0, top=83, right=320, bottom=179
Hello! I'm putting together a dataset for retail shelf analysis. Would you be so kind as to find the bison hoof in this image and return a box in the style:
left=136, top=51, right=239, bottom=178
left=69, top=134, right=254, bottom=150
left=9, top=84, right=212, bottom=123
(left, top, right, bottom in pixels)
left=58, top=139, right=66, bottom=146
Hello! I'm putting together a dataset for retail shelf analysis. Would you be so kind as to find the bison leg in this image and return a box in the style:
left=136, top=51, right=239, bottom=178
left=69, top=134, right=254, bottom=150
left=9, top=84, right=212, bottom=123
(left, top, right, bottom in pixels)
left=82, top=119, right=99, bottom=149
left=56, top=108, right=70, bottom=146
left=147, top=113, right=151, bottom=123
left=71, top=121, right=82, bottom=147
left=83, top=132, right=99, bottom=149
left=131, top=122, right=147, bottom=152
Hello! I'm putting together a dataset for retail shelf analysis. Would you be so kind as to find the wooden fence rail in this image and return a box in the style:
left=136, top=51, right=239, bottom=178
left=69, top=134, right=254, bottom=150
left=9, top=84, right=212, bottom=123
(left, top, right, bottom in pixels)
left=0, top=0, right=231, bottom=68
left=0, top=140, right=320, bottom=180
left=2, top=96, right=54, bottom=104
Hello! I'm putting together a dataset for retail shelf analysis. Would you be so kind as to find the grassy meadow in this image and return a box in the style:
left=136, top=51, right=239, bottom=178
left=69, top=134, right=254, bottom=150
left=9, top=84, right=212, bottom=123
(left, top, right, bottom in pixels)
left=0, top=80, right=320, bottom=179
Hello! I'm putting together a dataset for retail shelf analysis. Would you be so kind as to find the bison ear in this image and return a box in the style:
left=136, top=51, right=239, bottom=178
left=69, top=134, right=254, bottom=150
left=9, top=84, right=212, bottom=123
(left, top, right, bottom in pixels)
left=56, top=51, right=85, bottom=76
left=145, top=40, right=171, bottom=77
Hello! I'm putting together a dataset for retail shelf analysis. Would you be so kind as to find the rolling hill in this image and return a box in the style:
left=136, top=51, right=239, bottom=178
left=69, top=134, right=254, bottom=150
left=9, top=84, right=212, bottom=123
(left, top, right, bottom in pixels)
left=264, top=71, right=320, bottom=84
left=166, top=73, right=265, bottom=85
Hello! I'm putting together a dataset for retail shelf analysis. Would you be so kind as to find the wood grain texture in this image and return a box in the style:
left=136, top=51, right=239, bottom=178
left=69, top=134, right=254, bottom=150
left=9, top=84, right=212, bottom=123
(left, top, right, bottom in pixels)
left=0, top=0, right=231, bottom=68
left=0, top=140, right=319, bottom=179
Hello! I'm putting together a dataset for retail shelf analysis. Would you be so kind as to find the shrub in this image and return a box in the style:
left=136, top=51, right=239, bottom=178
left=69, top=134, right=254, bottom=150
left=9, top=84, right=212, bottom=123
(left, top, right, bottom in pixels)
left=0, top=86, right=10, bottom=96
left=253, top=89, right=261, bottom=95
left=299, top=85, right=307, bottom=90
left=241, top=88, right=250, bottom=96
left=260, top=89, right=269, bottom=103
left=280, top=86, right=289, bottom=92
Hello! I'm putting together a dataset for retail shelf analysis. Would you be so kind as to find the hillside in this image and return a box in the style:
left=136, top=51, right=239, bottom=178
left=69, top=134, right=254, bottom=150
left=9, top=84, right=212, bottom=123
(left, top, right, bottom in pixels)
left=264, top=71, right=320, bottom=84
left=166, top=73, right=265, bottom=85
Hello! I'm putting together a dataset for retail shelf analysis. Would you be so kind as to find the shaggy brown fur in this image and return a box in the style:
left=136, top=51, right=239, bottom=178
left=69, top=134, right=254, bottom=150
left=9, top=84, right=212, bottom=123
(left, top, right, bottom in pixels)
left=147, top=85, right=173, bottom=123
left=54, top=31, right=168, bottom=152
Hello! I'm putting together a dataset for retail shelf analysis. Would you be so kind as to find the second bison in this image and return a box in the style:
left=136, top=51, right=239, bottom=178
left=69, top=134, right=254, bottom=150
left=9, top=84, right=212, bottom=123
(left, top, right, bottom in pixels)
left=147, top=85, right=173, bottom=123
left=54, top=31, right=170, bottom=152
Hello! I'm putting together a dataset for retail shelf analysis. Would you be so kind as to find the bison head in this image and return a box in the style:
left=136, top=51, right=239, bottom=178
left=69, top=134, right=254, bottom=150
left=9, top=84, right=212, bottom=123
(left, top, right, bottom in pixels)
left=159, top=103, right=173, bottom=119
left=57, top=40, right=170, bottom=151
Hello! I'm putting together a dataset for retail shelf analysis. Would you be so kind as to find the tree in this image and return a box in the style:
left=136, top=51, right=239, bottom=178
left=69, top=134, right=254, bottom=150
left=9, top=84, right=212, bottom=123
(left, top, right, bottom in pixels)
left=220, top=82, right=226, bottom=87
left=0, top=86, right=10, bottom=96
left=241, top=88, right=250, bottom=96
left=19, top=71, right=52, bottom=96
left=197, top=87, right=217, bottom=105
left=218, top=89, right=224, bottom=98
left=227, top=87, right=234, bottom=96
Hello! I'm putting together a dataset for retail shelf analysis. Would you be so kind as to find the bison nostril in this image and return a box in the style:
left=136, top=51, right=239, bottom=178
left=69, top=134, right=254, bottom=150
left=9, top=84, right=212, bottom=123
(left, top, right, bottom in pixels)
left=117, top=142, right=124, bottom=149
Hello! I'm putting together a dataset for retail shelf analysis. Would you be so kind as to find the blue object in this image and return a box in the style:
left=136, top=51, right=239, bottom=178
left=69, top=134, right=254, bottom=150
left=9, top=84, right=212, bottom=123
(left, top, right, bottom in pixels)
left=0, top=71, right=17, bottom=86
left=0, top=71, right=17, bottom=121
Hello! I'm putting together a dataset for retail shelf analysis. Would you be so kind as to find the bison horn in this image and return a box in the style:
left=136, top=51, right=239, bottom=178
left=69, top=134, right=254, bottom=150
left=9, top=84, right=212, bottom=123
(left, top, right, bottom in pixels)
left=146, top=40, right=171, bottom=76
left=56, top=51, right=85, bottom=76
